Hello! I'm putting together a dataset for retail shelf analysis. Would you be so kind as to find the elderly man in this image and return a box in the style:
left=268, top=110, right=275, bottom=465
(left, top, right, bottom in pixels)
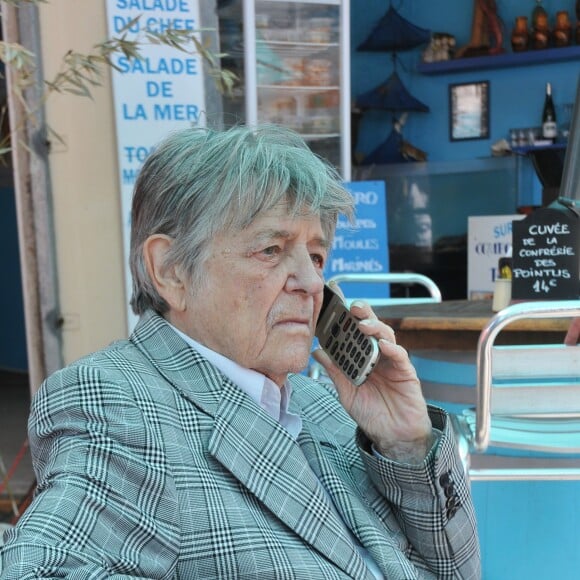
left=0, top=125, right=480, bottom=579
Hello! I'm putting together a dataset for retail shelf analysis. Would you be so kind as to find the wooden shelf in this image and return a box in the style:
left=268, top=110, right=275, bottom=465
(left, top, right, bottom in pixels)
left=417, top=45, right=580, bottom=75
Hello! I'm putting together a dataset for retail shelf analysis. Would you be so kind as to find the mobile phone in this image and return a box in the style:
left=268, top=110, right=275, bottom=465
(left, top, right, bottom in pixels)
left=315, top=284, right=380, bottom=386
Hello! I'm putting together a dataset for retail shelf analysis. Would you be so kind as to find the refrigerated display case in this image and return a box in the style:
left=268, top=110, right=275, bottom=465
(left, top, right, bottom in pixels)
left=218, top=0, right=351, bottom=179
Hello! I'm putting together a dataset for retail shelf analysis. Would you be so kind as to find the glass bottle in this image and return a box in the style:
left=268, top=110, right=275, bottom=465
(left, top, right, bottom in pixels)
left=576, top=0, right=580, bottom=45
left=531, top=0, right=550, bottom=49
left=553, top=11, right=572, bottom=47
left=542, top=82, right=557, bottom=142
left=511, top=16, right=529, bottom=52
left=532, top=0, right=547, bottom=25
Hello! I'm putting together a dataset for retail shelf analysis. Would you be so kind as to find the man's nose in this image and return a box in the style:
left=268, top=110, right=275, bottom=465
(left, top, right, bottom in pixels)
left=287, top=251, right=324, bottom=294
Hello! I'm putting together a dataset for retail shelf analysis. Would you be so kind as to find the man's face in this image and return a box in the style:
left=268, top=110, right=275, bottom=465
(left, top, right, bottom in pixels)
left=172, top=203, right=329, bottom=386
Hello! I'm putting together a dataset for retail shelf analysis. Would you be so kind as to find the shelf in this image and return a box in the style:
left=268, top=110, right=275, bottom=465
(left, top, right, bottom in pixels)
left=256, top=39, right=338, bottom=57
left=352, top=155, right=517, bottom=177
left=303, top=133, right=340, bottom=141
left=258, top=84, right=339, bottom=91
left=256, top=40, right=338, bottom=49
left=417, top=45, right=580, bottom=75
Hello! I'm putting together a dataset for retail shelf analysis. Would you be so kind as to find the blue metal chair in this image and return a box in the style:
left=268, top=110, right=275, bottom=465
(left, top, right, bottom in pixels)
left=325, top=272, right=442, bottom=307
left=451, top=300, right=580, bottom=481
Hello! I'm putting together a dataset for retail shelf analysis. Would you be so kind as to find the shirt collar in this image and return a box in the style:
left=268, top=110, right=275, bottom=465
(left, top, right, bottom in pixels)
left=169, top=324, right=302, bottom=439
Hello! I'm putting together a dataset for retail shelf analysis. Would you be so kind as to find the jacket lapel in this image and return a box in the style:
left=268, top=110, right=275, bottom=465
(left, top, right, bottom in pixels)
left=207, top=380, right=373, bottom=579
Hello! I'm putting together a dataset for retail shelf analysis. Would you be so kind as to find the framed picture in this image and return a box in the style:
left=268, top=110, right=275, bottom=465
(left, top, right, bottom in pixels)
left=449, top=81, right=490, bottom=141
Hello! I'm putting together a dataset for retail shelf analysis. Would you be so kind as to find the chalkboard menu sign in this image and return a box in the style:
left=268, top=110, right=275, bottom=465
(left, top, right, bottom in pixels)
left=512, top=207, right=580, bottom=300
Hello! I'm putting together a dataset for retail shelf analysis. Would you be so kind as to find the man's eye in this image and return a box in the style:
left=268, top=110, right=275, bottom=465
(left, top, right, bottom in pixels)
left=311, top=254, right=325, bottom=268
left=262, top=245, right=281, bottom=257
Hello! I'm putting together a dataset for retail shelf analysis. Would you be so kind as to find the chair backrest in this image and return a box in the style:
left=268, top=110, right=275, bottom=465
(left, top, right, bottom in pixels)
left=472, top=300, right=580, bottom=454
left=327, top=272, right=442, bottom=307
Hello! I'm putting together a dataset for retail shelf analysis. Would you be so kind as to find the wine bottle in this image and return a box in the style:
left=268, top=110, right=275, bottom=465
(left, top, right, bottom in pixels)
left=541, top=82, right=557, bottom=142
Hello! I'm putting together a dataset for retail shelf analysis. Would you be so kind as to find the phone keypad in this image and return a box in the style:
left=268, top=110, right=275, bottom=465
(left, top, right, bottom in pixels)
left=324, top=323, right=380, bottom=383
left=315, top=289, right=380, bottom=386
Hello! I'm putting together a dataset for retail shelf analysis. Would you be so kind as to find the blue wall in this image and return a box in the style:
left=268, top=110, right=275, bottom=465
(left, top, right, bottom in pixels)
left=352, top=0, right=580, bottom=162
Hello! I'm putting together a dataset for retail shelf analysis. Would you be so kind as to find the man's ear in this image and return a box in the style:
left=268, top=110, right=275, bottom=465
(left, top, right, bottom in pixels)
left=143, top=234, right=187, bottom=311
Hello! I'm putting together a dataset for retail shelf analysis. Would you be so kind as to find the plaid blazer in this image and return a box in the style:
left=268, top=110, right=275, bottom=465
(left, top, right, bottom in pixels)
left=0, top=311, right=480, bottom=579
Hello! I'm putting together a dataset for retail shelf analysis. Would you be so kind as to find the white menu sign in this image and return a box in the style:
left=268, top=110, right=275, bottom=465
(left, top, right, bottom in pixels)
left=467, top=214, right=524, bottom=299
left=105, top=0, right=206, bottom=331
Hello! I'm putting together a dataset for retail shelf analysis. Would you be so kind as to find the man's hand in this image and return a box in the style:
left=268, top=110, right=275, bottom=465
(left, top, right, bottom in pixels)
left=565, top=317, right=580, bottom=346
left=312, top=296, right=432, bottom=464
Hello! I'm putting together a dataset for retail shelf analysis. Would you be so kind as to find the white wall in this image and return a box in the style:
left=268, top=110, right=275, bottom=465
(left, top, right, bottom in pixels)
left=39, top=0, right=127, bottom=364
